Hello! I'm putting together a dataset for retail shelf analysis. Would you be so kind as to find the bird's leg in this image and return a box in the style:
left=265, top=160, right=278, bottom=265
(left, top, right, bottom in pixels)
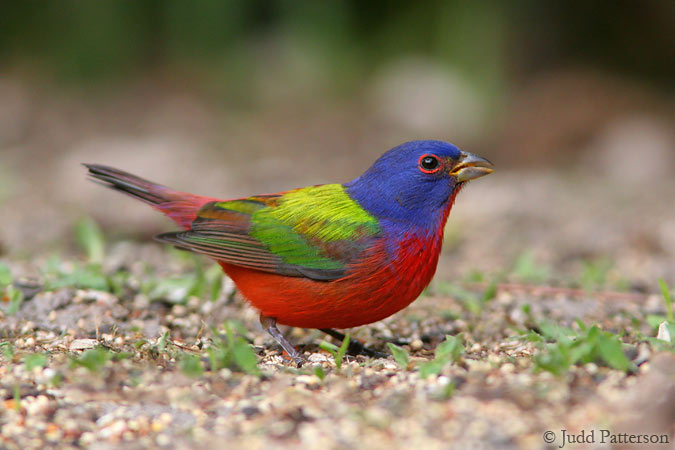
left=260, top=314, right=305, bottom=367
left=320, top=328, right=387, bottom=358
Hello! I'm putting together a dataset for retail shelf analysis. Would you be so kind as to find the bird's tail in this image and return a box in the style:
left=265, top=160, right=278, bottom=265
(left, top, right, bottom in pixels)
left=84, top=164, right=217, bottom=230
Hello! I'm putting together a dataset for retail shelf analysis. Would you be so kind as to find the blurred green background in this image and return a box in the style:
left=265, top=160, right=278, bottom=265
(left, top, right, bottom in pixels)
left=2, top=1, right=672, bottom=89
left=1, top=1, right=673, bottom=284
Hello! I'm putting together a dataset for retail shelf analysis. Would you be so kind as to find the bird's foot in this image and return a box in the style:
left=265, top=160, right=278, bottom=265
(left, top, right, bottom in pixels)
left=320, top=328, right=387, bottom=358
left=260, top=314, right=306, bottom=367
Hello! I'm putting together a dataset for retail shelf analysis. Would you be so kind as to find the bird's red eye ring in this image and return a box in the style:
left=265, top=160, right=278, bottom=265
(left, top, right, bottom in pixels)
left=418, top=154, right=441, bottom=173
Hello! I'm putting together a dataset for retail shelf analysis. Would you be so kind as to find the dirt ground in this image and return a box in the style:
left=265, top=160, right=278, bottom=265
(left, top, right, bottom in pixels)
left=1, top=256, right=674, bottom=449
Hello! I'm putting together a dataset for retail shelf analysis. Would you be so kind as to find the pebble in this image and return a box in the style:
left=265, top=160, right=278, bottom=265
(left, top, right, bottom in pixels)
left=70, top=338, right=98, bottom=351
left=308, top=353, right=329, bottom=363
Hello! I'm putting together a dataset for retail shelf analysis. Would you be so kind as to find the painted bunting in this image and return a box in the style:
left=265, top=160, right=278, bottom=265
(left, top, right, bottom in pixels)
left=85, top=140, right=493, bottom=365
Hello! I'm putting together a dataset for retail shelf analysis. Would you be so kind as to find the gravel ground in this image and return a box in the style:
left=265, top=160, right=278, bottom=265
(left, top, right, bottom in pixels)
left=1, top=242, right=673, bottom=449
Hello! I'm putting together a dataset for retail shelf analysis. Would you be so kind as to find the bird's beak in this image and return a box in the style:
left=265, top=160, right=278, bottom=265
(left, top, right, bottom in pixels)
left=450, top=151, right=494, bottom=182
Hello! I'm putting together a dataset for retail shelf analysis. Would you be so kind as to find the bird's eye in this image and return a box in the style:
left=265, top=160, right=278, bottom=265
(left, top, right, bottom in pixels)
left=419, top=154, right=441, bottom=173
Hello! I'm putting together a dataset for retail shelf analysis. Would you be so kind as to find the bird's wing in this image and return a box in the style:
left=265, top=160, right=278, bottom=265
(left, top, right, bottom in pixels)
left=156, top=184, right=382, bottom=281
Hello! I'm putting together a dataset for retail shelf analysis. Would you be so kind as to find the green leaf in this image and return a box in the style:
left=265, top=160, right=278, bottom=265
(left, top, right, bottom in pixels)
left=319, top=341, right=339, bottom=353
left=0, top=262, right=11, bottom=286
left=1, top=342, right=16, bottom=361
left=534, top=345, right=571, bottom=376
left=23, top=353, right=48, bottom=371
left=418, top=335, right=464, bottom=378
left=518, top=330, right=544, bottom=343
left=431, top=381, right=456, bottom=400
left=180, top=354, right=204, bottom=377
left=646, top=314, right=669, bottom=329
left=232, top=339, right=261, bottom=376
left=319, top=335, right=350, bottom=372
left=387, top=343, right=410, bottom=369
left=481, top=280, right=498, bottom=302
left=208, top=342, right=232, bottom=371
left=44, top=264, right=109, bottom=292
left=319, top=341, right=340, bottom=370
left=49, top=372, right=63, bottom=388
left=70, top=347, right=112, bottom=372
left=206, top=322, right=260, bottom=376
left=74, top=217, right=105, bottom=264
left=659, top=278, right=673, bottom=321
left=313, top=365, right=325, bottom=380
left=112, top=352, right=134, bottom=361
left=580, top=258, right=613, bottom=291
left=7, top=286, right=24, bottom=315
left=157, top=331, right=169, bottom=353
left=439, top=283, right=483, bottom=315
left=530, top=321, right=635, bottom=375
left=596, top=333, right=631, bottom=371
left=13, top=385, right=21, bottom=412
left=513, top=251, right=549, bottom=283
left=435, top=334, right=465, bottom=362
left=336, top=333, right=350, bottom=369
left=463, top=270, right=485, bottom=283
left=149, top=276, right=196, bottom=303
left=418, top=359, right=446, bottom=378
left=538, top=321, right=575, bottom=343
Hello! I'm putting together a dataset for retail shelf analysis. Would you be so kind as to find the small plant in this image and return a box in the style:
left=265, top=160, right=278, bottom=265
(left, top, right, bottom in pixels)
left=418, top=334, right=465, bottom=378
left=1, top=263, right=24, bottom=315
left=70, top=347, right=113, bottom=372
left=521, top=321, right=634, bottom=375
left=1, top=342, right=16, bottom=362
left=42, top=252, right=111, bottom=292
left=463, top=270, right=486, bottom=283
left=13, top=385, right=21, bottom=412
left=145, top=256, right=223, bottom=304
left=431, top=380, right=456, bottom=400
left=513, top=251, right=549, bottom=284
left=313, top=365, right=326, bottom=380
left=46, top=264, right=109, bottom=292
left=6, top=286, right=24, bottom=316
left=435, top=282, right=495, bottom=315
left=579, top=258, right=613, bottom=292
left=157, top=331, right=170, bottom=354
left=207, top=322, right=260, bottom=376
left=387, top=343, right=410, bottom=369
left=23, top=353, right=48, bottom=371
left=320, top=334, right=350, bottom=372
left=651, top=279, right=675, bottom=345
left=180, top=353, right=204, bottom=377
left=74, top=217, right=105, bottom=264
left=644, top=279, right=674, bottom=336
left=49, top=372, right=63, bottom=388
left=0, top=262, right=11, bottom=286
left=659, top=278, right=673, bottom=322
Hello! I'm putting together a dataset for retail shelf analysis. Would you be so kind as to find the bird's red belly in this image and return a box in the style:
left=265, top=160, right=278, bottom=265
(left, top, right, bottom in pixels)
left=219, top=235, right=442, bottom=329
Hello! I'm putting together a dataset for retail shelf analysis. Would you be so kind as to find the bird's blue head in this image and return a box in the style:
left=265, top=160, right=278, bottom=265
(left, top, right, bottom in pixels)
left=344, top=140, right=493, bottom=230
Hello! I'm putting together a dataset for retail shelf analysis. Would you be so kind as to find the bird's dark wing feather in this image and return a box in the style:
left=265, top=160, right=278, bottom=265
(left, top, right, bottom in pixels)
left=156, top=185, right=381, bottom=282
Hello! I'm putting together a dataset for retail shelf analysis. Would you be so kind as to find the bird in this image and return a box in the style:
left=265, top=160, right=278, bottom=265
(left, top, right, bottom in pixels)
left=85, top=140, right=493, bottom=365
